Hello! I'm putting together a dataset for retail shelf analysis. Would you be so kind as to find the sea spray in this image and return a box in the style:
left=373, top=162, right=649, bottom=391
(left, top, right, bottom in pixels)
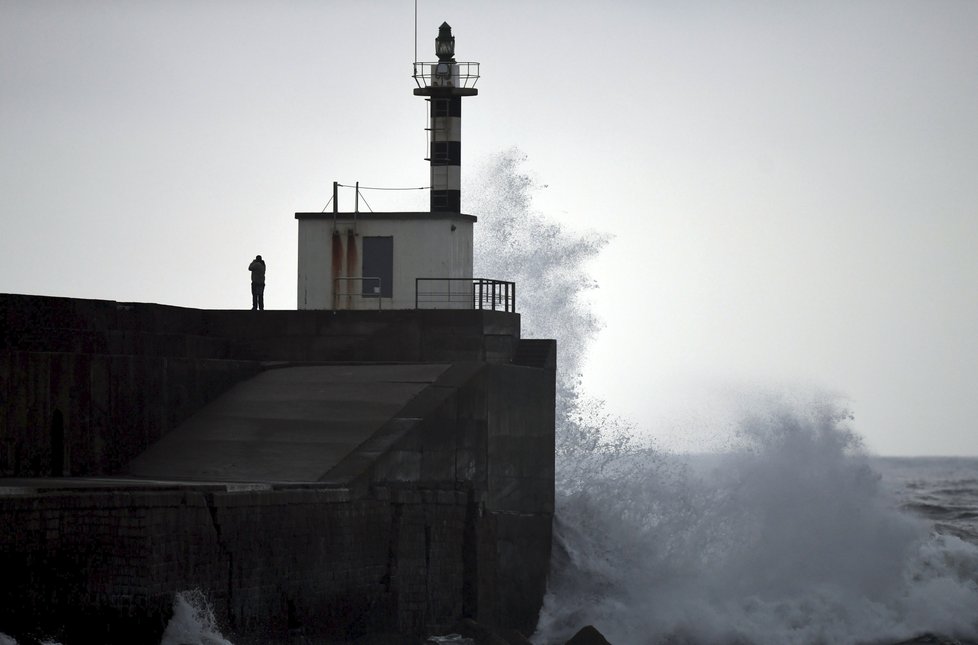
left=534, top=392, right=978, bottom=645
left=469, top=148, right=608, bottom=388
left=160, top=590, right=233, bottom=645
left=468, top=150, right=978, bottom=643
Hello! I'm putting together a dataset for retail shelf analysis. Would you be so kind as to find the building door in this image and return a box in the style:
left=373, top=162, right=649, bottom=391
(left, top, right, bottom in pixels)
left=362, top=236, right=393, bottom=298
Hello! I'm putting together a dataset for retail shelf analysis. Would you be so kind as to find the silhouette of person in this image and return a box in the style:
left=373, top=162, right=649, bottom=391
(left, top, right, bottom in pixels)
left=249, top=255, right=266, bottom=310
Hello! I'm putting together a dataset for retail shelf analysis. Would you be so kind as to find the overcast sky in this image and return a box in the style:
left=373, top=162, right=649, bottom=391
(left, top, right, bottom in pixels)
left=2, top=1, right=976, bottom=456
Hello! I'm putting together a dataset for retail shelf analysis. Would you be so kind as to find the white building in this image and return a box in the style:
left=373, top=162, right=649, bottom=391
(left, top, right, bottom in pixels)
left=295, top=211, right=475, bottom=310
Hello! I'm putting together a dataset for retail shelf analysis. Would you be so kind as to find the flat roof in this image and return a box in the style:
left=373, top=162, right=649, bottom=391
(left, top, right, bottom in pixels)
left=296, top=211, right=477, bottom=222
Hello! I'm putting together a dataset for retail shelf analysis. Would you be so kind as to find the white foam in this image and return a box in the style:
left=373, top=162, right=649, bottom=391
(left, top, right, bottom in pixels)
left=160, top=590, right=233, bottom=645
left=534, top=396, right=978, bottom=644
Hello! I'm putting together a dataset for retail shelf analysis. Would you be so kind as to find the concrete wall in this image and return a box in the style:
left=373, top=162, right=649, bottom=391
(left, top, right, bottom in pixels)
left=0, top=351, right=260, bottom=477
left=0, top=484, right=479, bottom=643
left=486, top=364, right=556, bottom=632
left=1, top=294, right=522, bottom=477
left=1, top=293, right=517, bottom=363
left=296, top=212, right=475, bottom=310
left=0, top=293, right=554, bottom=642
left=318, top=359, right=557, bottom=634
left=0, top=352, right=558, bottom=641
left=202, top=308, right=519, bottom=364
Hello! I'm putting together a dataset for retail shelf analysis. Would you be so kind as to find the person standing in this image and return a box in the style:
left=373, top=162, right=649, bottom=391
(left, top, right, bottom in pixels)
left=248, top=255, right=266, bottom=310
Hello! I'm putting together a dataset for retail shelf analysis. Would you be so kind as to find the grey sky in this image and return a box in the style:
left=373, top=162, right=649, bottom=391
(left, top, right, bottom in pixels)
left=1, top=1, right=976, bottom=455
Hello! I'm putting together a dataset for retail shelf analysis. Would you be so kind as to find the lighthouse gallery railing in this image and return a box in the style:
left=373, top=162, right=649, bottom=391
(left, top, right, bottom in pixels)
left=412, top=61, right=480, bottom=89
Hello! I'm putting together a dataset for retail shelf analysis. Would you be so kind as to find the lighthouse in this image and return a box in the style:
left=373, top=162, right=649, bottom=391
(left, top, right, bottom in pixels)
left=294, top=22, right=510, bottom=312
left=413, top=22, right=479, bottom=213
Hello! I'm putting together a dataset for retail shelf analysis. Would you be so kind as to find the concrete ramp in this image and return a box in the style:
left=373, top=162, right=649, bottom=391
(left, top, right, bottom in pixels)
left=126, top=364, right=450, bottom=482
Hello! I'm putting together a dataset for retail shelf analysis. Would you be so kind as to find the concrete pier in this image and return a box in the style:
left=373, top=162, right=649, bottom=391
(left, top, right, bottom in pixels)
left=0, top=293, right=555, bottom=643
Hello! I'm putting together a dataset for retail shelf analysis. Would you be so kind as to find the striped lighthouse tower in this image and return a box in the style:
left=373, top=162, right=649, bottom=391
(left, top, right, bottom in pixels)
left=414, top=23, right=479, bottom=213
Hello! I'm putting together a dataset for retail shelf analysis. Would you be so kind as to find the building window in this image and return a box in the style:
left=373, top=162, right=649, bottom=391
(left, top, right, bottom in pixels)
left=362, top=236, right=393, bottom=298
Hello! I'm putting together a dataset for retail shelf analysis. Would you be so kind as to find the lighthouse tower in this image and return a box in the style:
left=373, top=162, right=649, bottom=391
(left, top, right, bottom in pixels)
left=413, top=23, right=479, bottom=213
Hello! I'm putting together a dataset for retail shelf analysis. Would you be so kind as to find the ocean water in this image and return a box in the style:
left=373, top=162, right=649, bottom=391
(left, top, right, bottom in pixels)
left=533, top=402, right=978, bottom=645
left=874, top=457, right=978, bottom=545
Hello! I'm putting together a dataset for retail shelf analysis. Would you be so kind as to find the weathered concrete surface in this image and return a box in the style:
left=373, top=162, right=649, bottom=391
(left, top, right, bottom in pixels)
left=0, top=293, right=555, bottom=643
left=127, top=364, right=451, bottom=482
left=0, top=350, right=262, bottom=476
left=1, top=293, right=522, bottom=477
left=0, top=293, right=520, bottom=364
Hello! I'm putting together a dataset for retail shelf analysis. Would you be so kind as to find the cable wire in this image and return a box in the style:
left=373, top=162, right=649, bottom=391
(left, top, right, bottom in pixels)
left=358, top=192, right=375, bottom=213
left=335, top=183, right=429, bottom=191
left=320, top=194, right=335, bottom=213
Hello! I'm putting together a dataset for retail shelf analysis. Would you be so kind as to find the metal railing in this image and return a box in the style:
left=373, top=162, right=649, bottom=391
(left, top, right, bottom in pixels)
left=412, top=61, right=480, bottom=89
left=334, top=277, right=383, bottom=310
left=415, top=278, right=516, bottom=312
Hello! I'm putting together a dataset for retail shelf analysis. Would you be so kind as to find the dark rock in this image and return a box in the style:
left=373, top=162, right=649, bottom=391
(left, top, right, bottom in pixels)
left=565, top=625, right=612, bottom=645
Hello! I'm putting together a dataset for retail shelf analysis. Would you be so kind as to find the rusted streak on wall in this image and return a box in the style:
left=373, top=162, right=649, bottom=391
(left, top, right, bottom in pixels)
left=331, top=231, right=343, bottom=310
